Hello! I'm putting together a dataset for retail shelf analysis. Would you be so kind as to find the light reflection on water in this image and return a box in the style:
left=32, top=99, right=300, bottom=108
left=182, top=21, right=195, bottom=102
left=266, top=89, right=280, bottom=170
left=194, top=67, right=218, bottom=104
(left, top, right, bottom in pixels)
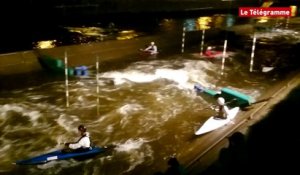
left=0, top=54, right=276, bottom=174
left=33, top=40, right=58, bottom=49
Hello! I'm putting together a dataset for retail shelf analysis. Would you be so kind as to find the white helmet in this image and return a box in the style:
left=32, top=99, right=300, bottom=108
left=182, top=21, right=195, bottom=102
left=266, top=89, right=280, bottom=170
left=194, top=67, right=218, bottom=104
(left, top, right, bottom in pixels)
left=151, top=41, right=155, bottom=45
left=217, top=97, right=225, bottom=105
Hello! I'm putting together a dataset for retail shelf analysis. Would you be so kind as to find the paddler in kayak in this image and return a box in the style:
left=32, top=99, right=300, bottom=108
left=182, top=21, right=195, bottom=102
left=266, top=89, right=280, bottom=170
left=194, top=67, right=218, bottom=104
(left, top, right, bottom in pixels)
left=142, top=41, right=158, bottom=55
left=64, top=125, right=92, bottom=152
left=204, top=46, right=216, bottom=57
left=204, top=46, right=224, bottom=58
left=215, top=97, right=230, bottom=119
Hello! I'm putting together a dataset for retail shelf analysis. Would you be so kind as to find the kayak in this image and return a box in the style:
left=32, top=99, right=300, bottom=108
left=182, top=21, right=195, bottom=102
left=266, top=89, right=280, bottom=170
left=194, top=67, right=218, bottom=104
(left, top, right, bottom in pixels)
left=38, top=55, right=74, bottom=76
left=38, top=55, right=89, bottom=77
left=203, top=50, right=223, bottom=59
left=191, top=51, right=234, bottom=60
left=15, top=146, right=106, bottom=165
left=139, top=49, right=159, bottom=56
left=195, top=107, right=239, bottom=135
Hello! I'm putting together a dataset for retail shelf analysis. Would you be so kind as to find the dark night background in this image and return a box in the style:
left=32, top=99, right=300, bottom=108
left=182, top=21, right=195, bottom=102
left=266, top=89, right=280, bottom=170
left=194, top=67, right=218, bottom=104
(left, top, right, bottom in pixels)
left=0, top=0, right=259, bottom=54
left=1, top=0, right=299, bottom=54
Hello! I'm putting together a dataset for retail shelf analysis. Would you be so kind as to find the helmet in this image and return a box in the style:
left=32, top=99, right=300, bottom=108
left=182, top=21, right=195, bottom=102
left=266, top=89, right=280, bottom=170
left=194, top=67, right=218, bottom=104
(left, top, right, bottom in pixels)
left=217, top=97, right=225, bottom=105
left=151, top=41, right=155, bottom=45
left=207, top=46, right=212, bottom=50
left=78, top=125, right=87, bottom=132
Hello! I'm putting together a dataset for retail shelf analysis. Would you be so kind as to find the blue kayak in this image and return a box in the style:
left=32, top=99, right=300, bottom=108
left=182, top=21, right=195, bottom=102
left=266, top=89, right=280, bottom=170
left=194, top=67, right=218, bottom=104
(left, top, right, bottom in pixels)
left=16, top=146, right=106, bottom=165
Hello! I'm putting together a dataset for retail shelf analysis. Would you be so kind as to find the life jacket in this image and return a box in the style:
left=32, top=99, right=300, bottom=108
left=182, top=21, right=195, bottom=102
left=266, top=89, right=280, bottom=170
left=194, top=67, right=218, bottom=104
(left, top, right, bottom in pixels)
left=76, top=132, right=93, bottom=148
left=148, top=45, right=155, bottom=51
left=217, top=105, right=227, bottom=119
left=205, top=50, right=213, bottom=56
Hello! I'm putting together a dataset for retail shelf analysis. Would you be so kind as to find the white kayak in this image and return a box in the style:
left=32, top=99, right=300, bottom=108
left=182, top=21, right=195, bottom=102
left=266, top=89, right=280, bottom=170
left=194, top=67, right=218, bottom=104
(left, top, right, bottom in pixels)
left=195, top=107, right=240, bottom=135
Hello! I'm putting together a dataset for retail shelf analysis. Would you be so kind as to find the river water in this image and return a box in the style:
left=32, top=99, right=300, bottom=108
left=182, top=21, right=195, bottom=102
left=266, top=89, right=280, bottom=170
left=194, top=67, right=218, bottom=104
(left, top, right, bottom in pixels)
left=1, top=14, right=299, bottom=175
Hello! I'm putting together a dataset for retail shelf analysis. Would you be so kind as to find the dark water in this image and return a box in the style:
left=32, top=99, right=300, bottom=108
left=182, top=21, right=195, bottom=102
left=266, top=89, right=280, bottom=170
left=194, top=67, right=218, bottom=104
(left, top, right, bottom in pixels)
left=1, top=14, right=300, bottom=175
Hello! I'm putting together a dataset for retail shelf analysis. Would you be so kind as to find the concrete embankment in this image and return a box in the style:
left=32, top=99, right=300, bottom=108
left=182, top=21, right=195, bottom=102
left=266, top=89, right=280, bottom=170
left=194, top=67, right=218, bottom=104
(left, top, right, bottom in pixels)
left=0, top=33, right=184, bottom=76
left=0, top=51, right=42, bottom=76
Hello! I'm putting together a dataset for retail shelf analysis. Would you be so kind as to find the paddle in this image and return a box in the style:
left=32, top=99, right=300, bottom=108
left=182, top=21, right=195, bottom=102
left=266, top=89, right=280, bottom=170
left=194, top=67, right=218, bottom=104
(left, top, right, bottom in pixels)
left=240, top=97, right=272, bottom=111
left=198, top=98, right=237, bottom=112
left=250, top=97, right=272, bottom=105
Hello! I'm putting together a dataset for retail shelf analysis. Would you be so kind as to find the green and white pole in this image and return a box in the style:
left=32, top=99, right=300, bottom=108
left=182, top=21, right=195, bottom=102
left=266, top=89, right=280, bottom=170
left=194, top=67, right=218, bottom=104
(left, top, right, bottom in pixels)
left=250, top=33, right=257, bottom=72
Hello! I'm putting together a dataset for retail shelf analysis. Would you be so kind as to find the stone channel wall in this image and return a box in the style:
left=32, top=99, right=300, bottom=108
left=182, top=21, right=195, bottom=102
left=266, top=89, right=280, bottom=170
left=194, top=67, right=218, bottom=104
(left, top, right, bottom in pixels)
left=0, top=34, right=183, bottom=76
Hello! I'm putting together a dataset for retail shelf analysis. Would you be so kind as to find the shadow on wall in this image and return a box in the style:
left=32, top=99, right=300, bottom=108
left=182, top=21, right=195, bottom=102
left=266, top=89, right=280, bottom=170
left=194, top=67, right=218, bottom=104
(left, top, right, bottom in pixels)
left=201, top=84, right=300, bottom=175
left=247, top=84, right=300, bottom=174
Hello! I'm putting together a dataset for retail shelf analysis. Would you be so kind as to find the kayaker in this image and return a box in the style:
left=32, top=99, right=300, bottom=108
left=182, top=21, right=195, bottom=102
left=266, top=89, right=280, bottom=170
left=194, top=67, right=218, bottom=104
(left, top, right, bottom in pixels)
left=204, top=46, right=214, bottom=57
left=216, top=97, right=230, bottom=119
left=64, top=125, right=92, bottom=152
left=143, top=41, right=158, bottom=55
left=204, top=46, right=222, bottom=58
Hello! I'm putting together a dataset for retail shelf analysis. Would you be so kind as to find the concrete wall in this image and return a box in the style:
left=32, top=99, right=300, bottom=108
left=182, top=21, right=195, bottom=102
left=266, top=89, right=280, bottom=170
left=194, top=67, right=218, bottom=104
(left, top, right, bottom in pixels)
left=0, top=25, right=230, bottom=76
left=0, top=51, right=42, bottom=75
left=0, top=33, right=183, bottom=76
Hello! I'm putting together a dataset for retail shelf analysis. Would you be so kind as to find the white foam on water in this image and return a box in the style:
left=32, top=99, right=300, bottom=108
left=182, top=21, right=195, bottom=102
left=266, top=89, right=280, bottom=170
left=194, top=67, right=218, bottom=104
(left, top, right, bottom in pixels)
left=118, top=103, right=143, bottom=116
left=183, top=60, right=216, bottom=88
left=100, top=70, right=158, bottom=85
left=254, top=28, right=300, bottom=41
left=0, top=145, right=10, bottom=159
left=23, top=111, right=42, bottom=126
left=115, top=138, right=146, bottom=152
left=56, top=114, right=80, bottom=133
left=0, top=104, right=24, bottom=114
left=155, top=68, right=189, bottom=88
left=105, top=124, right=114, bottom=133
left=114, top=138, right=154, bottom=173
left=97, top=59, right=216, bottom=93
left=0, top=104, right=42, bottom=127
left=27, top=94, right=49, bottom=100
